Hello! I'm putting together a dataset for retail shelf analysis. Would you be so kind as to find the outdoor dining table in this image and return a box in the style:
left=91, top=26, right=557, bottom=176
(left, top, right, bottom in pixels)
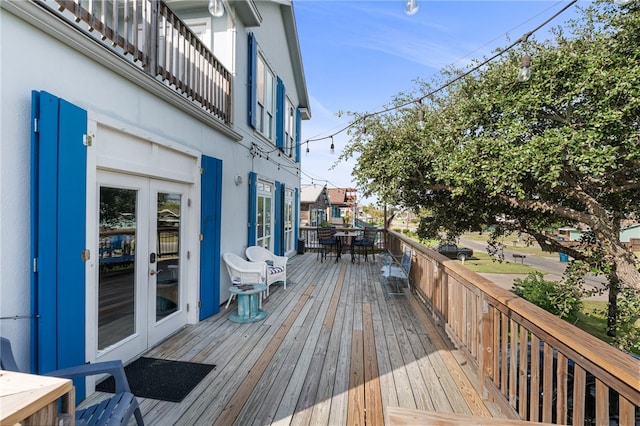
left=333, top=231, right=361, bottom=263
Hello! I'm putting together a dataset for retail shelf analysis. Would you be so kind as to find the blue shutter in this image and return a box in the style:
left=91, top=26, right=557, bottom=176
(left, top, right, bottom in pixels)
left=247, top=33, right=257, bottom=128
left=276, top=77, right=285, bottom=151
left=200, top=155, right=222, bottom=319
left=295, top=108, right=301, bottom=162
left=31, top=91, right=87, bottom=400
left=274, top=182, right=282, bottom=254
left=294, top=187, right=300, bottom=252
left=248, top=172, right=257, bottom=246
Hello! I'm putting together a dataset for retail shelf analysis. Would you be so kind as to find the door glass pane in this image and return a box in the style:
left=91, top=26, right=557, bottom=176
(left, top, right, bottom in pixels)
left=156, top=192, right=181, bottom=321
left=98, top=187, right=137, bottom=350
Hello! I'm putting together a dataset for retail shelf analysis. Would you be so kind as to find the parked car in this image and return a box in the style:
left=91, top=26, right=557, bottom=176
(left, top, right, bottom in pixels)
left=433, top=243, right=473, bottom=261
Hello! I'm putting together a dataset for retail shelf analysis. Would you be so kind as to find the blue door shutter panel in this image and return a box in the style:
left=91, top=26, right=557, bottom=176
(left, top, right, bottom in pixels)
left=248, top=172, right=257, bottom=246
left=200, top=155, right=223, bottom=319
left=294, top=188, right=300, bottom=252
left=295, top=108, right=301, bottom=162
left=31, top=91, right=58, bottom=376
left=247, top=33, right=257, bottom=129
left=274, top=181, right=282, bottom=254
left=275, top=77, right=285, bottom=151
left=30, top=91, right=87, bottom=400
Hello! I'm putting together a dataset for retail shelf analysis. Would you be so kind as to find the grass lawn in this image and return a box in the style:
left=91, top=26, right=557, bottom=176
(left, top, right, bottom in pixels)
left=463, top=252, right=540, bottom=274
left=574, top=301, right=612, bottom=344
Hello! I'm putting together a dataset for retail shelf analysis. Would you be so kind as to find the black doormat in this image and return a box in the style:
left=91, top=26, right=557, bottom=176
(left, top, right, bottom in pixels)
left=96, top=357, right=216, bottom=402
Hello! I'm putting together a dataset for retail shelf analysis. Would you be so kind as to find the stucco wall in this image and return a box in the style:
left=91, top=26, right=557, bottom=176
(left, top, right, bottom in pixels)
left=0, top=0, right=304, bottom=369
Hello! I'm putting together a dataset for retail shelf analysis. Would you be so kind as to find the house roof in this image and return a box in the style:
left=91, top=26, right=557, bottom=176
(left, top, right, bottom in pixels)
left=300, top=184, right=330, bottom=206
left=280, top=1, right=310, bottom=119
left=327, top=188, right=357, bottom=206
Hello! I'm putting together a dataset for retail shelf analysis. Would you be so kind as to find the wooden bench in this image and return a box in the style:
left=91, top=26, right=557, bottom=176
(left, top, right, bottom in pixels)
left=512, top=253, right=526, bottom=264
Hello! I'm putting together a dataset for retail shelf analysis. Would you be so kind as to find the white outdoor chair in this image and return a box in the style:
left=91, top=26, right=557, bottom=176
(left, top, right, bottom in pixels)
left=245, top=246, right=288, bottom=297
left=222, top=252, right=266, bottom=309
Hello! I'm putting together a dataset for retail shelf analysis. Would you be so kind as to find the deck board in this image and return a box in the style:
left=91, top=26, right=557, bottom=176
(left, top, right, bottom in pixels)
left=117, top=251, right=502, bottom=425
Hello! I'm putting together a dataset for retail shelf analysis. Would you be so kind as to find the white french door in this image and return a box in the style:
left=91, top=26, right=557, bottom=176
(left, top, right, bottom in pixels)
left=94, top=171, right=188, bottom=363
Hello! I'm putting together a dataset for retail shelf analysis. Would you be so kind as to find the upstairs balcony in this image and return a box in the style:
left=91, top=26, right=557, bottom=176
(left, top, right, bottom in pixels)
left=80, top=229, right=639, bottom=425
left=33, top=0, right=232, bottom=125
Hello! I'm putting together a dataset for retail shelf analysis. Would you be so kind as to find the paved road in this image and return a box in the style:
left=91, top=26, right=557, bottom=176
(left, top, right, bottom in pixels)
left=458, top=237, right=608, bottom=301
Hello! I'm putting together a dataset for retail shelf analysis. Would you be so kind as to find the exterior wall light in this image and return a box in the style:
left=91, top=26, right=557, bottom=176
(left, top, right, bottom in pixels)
left=209, top=0, right=224, bottom=18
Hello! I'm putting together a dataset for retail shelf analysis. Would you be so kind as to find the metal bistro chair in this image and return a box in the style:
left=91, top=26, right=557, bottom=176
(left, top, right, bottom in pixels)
left=0, top=337, right=144, bottom=426
left=316, top=227, right=339, bottom=263
left=352, top=227, right=377, bottom=262
left=245, top=245, right=288, bottom=297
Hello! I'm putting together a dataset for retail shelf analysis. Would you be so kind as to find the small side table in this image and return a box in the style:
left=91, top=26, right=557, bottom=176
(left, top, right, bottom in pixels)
left=228, top=284, right=267, bottom=323
left=0, top=370, right=75, bottom=425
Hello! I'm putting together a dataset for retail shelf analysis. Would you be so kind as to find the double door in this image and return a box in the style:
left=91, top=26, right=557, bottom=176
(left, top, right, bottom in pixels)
left=95, top=171, right=188, bottom=362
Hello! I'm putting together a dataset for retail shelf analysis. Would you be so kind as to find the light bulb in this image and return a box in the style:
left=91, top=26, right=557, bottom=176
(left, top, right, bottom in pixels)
left=517, top=53, right=531, bottom=82
left=208, top=0, right=224, bottom=18
left=417, top=109, right=425, bottom=130
left=330, top=142, right=335, bottom=154
left=404, top=0, right=419, bottom=16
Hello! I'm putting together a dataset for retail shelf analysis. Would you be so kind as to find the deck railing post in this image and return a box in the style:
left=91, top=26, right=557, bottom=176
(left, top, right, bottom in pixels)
left=479, top=296, right=494, bottom=400
left=145, top=0, right=159, bottom=75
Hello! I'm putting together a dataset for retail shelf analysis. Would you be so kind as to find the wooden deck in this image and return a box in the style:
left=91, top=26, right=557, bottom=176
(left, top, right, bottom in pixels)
left=120, top=251, right=503, bottom=425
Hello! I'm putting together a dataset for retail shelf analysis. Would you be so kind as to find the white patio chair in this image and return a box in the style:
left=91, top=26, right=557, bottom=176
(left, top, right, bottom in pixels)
left=245, top=246, right=288, bottom=297
left=222, top=252, right=266, bottom=309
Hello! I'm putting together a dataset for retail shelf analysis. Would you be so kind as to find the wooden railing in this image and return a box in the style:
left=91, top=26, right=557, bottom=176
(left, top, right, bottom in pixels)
left=39, top=0, right=232, bottom=124
left=386, top=230, right=640, bottom=425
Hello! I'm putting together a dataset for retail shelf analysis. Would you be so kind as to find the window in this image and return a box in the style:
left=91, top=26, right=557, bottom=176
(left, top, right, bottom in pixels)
left=284, top=188, right=294, bottom=253
left=285, top=98, right=295, bottom=157
left=256, top=54, right=275, bottom=140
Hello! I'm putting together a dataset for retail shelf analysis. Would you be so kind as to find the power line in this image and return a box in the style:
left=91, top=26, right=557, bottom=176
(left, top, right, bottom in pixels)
left=301, top=0, right=578, bottom=148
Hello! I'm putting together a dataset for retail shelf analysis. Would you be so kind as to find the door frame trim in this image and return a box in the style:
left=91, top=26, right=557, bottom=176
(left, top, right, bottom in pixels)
left=85, top=114, right=201, bottom=375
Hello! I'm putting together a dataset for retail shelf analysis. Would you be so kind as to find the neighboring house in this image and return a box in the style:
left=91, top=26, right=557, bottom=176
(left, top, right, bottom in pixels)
left=327, top=187, right=357, bottom=226
left=0, top=0, right=310, bottom=399
left=300, top=184, right=331, bottom=227
left=620, top=223, right=640, bottom=242
left=557, top=225, right=589, bottom=242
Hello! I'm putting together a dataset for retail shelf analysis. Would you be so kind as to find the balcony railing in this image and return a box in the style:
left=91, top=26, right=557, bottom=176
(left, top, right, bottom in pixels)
left=385, top=230, right=639, bottom=425
left=40, top=0, right=232, bottom=124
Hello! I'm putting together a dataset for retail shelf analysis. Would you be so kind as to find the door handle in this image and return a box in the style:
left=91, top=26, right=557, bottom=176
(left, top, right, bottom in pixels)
left=150, top=269, right=163, bottom=276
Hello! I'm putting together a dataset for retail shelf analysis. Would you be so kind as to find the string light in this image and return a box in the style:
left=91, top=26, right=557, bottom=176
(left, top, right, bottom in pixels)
left=416, top=100, right=425, bottom=130
left=330, top=136, right=335, bottom=154
left=404, top=0, right=419, bottom=16
left=517, top=53, right=532, bottom=82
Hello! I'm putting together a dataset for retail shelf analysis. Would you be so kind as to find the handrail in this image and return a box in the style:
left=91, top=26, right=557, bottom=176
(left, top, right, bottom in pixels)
left=40, top=0, right=232, bottom=124
left=386, top=229, right=639, bottom=425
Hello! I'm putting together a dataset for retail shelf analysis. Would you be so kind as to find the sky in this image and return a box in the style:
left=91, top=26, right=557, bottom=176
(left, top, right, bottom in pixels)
left=292, top=0, right=584, bottom=205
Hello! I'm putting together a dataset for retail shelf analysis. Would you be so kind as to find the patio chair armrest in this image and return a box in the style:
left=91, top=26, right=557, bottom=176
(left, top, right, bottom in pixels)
left=45, top=360, right=131, bottom=394
left=271, top=256, right=287, bottom=268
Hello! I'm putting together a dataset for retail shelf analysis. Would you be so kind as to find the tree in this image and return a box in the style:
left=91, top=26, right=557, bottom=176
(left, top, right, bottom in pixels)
left=341, top=0, right=640, bottom=289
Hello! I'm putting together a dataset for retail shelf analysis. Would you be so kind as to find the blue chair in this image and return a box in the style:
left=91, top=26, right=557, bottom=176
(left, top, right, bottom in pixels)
left=1, top=337, right=144, bottom=426
left=352, top=227, right=377, bottom=262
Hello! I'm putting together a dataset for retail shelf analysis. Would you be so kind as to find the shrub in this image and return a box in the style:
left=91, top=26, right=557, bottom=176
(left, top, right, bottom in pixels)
left=512, top=272, right=583, bottom=323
